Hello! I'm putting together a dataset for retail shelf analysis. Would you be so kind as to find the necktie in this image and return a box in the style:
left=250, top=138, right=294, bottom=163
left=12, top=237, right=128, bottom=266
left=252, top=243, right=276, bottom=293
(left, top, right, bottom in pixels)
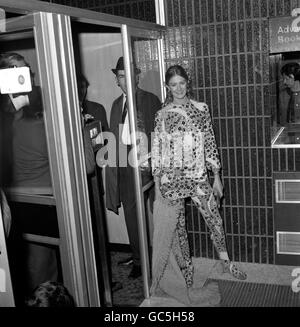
left=121, top=100, right=127, bottom=124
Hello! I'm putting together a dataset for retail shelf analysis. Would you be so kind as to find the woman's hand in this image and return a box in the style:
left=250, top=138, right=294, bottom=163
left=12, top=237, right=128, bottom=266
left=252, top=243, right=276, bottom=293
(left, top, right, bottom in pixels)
left=212, top=173, right=223, bottom=208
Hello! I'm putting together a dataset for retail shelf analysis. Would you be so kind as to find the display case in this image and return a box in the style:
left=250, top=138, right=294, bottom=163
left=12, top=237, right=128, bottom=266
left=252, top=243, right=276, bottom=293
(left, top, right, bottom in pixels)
left=270, top=12, right=300, bottom=266
left=272, top=125, right=300, bottom=147
left=270, top=14, right=300, bottom=148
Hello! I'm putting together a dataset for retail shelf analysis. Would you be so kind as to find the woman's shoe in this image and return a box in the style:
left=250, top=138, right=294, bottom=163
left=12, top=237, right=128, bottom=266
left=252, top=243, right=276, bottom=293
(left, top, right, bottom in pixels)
left=222, top=260, right=247, bottom=280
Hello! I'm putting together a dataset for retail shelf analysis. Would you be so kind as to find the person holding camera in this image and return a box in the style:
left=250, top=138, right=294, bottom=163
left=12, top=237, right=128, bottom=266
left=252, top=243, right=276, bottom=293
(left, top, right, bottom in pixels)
left=0, top=53, right=98, bottom=301
left=0, top=53, right=57, bottom=301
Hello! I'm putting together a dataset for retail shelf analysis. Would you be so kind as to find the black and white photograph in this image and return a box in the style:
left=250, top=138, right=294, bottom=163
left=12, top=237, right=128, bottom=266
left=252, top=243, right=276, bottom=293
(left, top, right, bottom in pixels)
left=0, top=0, right=300, bottom=314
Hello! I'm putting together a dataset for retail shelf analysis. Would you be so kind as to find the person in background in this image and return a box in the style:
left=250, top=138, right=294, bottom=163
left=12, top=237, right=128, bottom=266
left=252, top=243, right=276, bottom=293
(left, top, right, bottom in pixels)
left=105, top=57, right=161, bottom=279
left=77, top=72, right=109, bottom=178
left=77, top=72, right=109, bottom=133
left=279, top=62, right=300, bottom=125
left=0, top=53, right=96, bottom=302
left=76, top=72, right=122, bottom=293
left=0, top=53, right=58, bottom=302
left=151, top=65, right=247, bottom=306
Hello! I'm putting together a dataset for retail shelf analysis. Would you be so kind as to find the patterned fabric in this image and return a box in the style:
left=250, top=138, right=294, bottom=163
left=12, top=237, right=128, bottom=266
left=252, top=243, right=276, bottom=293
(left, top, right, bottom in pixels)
left=191, top=182, right=227, bottom=253
left=152, top=100, right=220, bottom=181
left=0, top=189, right=12, bottom=237
left=173, top=203, right=194, bottom=287
left=166, top=180, right=226, bottom=288
left=150, top=100, right=226, bottom=305
left=151, top=99, right=225, bottom=290
left=152, top=100, right=220, bottom=200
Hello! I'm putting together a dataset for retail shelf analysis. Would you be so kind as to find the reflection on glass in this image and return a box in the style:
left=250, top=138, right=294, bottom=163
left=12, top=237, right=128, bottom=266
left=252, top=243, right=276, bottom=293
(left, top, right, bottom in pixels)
left=273, top=124, right=300, bottom=146
left=131, top=36, right=162, bottom=288
left=279, top=62, right=300, bottom=125
left=72, top=22, right=117, bottom=306
left=70, top=23, right=163, bottom=305
left=0, top=38, right=52, bottom=193
left=271, top=53, right=300, bottom=147
left=0, top=26, right=60, bottom=304
left=131, top=36, right=162, bottom=100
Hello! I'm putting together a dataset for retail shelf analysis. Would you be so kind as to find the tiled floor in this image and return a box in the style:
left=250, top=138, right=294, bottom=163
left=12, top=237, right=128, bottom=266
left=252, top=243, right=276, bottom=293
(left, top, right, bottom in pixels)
left=140, top=257, right=299, bottom=307
left=110, top=251, right=299, bottom=307
left=111, top=251, right=144, bottom=307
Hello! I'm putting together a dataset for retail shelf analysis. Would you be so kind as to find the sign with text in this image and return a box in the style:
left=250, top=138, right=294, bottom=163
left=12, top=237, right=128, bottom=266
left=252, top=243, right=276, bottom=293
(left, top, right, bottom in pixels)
left=270, top=16, right=300, bottom=53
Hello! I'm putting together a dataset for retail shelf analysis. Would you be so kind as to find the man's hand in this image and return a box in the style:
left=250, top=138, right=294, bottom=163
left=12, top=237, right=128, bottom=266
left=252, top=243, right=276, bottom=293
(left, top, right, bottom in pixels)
left=8, top=93, right=29, bottom=111
left=84, top=113, right=94, bottom=123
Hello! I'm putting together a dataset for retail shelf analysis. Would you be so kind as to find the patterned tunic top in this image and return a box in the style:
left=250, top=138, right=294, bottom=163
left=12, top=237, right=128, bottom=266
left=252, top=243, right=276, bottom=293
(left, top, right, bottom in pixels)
left=152, top=99, right=221, bottom=183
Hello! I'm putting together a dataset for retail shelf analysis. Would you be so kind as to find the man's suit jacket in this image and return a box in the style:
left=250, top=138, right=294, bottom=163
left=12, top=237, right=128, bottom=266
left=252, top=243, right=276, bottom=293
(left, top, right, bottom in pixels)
left=278, top=87, right=290, bottom=125
left=105, top=87, right=161, bottom=213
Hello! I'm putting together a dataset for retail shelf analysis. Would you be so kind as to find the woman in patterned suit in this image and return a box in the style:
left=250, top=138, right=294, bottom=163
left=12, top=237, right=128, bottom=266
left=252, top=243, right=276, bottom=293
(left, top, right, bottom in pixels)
left=151, top=65, right=246, bottom=304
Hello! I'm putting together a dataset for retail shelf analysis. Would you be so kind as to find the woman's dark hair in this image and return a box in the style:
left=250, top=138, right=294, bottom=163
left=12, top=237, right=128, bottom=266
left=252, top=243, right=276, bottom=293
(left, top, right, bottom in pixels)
left=164, top=65, right=191, bottom=105
left=281, top=62, right=300, bottom=81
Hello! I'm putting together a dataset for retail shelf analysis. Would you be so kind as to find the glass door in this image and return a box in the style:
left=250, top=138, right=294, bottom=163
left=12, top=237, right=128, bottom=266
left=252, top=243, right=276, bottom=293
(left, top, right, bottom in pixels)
left=121, top=25, right=165, bottom=298
left=71, top=19, right=165, bottom=305
left=0, top=12, right=100, bottom=306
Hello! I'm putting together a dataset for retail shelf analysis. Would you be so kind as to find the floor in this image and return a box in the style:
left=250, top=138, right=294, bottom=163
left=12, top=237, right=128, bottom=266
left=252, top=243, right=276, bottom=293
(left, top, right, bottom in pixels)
left=141, top=279, right=300, bottom=307
left=110, top=252, right=300, bottom=307
left=141, top=257, right=300, bottom=307
left=111, top=251, right=144, bottom=307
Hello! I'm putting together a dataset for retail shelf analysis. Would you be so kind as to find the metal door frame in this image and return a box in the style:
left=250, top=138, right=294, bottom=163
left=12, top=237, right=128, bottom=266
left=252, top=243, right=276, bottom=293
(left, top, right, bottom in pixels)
left=121, top=25, right=165, bottom=299
left=34, top=12, right=100, bottom=306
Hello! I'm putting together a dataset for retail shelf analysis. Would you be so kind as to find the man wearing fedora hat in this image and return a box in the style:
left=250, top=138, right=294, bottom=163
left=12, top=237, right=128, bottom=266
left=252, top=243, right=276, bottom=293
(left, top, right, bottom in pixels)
left=106, top=56, right=161, bottom=279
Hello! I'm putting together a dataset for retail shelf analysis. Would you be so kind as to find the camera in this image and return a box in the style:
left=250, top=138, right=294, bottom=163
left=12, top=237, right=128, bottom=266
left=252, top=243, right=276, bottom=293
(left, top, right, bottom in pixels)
left=85, top=120, right=104, bottom=151
left=0, top=66, right=32, bottom=94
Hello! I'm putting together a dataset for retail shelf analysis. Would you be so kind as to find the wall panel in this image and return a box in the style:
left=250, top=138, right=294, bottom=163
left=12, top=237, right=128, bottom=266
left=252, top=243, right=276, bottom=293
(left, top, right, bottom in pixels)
left=163, top=0, right=300, bottom=265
